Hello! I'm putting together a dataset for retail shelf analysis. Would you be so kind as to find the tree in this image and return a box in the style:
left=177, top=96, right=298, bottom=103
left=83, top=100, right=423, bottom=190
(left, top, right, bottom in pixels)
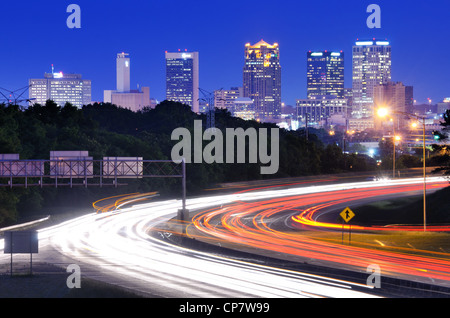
left=432, top=109, right=450, bottom=176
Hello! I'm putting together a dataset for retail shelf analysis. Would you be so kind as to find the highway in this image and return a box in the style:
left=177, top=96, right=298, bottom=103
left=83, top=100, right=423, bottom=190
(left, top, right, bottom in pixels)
left=192, top=178, right=450, bottom=286
left=0, top=176, right=449, bottom=297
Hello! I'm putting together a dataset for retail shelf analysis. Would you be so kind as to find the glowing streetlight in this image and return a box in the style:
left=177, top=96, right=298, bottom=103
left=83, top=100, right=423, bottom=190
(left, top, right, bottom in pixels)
left=377, top=108, right=427, bottom=232
left=377, top=107, right=389, bottom=118
left=377, top=107, right=398, bottom=179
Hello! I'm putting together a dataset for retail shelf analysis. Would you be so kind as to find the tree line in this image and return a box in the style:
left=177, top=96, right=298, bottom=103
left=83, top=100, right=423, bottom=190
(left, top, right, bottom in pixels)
left=5, top=100, right=446, bottom=226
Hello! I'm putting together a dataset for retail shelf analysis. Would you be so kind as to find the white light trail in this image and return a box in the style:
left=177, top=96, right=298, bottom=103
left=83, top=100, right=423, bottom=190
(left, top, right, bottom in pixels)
left=5, top=178, right=440, bottom=297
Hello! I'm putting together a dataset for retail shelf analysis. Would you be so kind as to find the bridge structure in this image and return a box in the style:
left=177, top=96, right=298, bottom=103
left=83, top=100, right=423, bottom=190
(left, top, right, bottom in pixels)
left=0, top=153, right=188, bottom=220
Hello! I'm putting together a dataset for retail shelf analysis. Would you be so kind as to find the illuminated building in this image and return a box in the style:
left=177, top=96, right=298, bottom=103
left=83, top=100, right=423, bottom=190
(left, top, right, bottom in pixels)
left=437, top=98, right=450, bottom=116
left=103, top=53, right=151, bottom=112
left=352, top=39, right=391, bottom=119
left=307, top=51, right=344, bottom=99
left=296, top=97, right=348, bottom=127
left=116, top=52, right=130, bottom=93
left=104, top=87, right=150, bottom=112
left=373, top=81, right=413, bottom=131
left=243, top=40, right=281, bottom=122
left=214, top=87, right=243, bottom=111
left=165, top=51, right=199, bottom=113
left=29, top=70, right=91, bottom=108
left=232, top=97, right=255, bottom=120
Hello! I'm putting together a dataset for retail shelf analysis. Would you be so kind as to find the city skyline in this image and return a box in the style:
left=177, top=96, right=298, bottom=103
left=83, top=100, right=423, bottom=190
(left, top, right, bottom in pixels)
left=2, top=1, right=449, bottom=108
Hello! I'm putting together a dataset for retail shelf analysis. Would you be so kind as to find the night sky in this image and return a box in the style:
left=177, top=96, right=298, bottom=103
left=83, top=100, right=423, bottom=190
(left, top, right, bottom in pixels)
left=1, top=0, right=449, bottom=107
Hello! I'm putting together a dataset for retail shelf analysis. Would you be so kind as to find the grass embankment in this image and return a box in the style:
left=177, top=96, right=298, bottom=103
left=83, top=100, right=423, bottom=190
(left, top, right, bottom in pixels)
left=355, top=186, right=450, bottom=226
left=307, top=186, right=450, bottom=254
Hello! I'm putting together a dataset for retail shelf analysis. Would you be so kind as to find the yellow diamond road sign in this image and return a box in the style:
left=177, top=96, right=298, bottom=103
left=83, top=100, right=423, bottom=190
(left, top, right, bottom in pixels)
left=340, top=207, right=355, bottom=223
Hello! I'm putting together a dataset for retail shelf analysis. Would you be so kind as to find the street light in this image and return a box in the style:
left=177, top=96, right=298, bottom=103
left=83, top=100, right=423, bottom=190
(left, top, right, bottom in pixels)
left=377, top=107, right=427, bottom=232
left=377, top=107, right=400, bottom=179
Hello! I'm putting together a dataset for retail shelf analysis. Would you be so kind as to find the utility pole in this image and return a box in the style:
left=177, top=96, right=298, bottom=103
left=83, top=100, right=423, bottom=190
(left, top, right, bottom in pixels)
left=198, top=88, right=215, bottom=130
left=0, top=85, right=35, bottom=106
left=199, top=88, right=225, bottom=131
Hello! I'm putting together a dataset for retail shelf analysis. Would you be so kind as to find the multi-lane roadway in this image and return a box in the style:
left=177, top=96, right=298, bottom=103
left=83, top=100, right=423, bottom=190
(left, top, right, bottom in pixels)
left=0, top=176, right=449, bottom=298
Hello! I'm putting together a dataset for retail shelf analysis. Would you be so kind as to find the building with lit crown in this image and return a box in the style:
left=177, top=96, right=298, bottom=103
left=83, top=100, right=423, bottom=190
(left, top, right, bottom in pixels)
left=243, top=40, right=281, bottom=122
left=437, top=98, right=450, bottom=116
left=165, top=51, right=199, bottom=113
left=352, top=39, right=392, bottom=121
left=29, top=70, right=91, bottom=108
left=307, top=51, right=344, bottom=99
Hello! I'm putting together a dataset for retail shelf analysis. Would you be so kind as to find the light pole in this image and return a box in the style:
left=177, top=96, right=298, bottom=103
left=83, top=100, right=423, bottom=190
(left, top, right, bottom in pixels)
left=378, top=108, right=400, bottom=179
left=392, top=120, right=396, bottom=179
left=377, top=108, right=427, bottom=232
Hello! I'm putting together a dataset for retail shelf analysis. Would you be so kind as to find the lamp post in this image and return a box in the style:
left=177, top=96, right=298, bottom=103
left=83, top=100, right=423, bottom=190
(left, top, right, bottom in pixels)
left=377, top=108, right=398, bottom=178
left=392, top=120, right=396, bottom=179
left=377, top=108, right=427, bottom=232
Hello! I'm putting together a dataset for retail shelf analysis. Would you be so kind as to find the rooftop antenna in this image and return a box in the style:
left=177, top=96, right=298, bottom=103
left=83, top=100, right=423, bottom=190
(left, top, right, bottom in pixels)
left=51, top=64, right=54, bottom=74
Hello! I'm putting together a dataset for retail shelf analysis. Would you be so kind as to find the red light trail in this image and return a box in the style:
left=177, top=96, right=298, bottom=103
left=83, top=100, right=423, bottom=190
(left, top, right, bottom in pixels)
left=191, top=180, right=450, bottom=284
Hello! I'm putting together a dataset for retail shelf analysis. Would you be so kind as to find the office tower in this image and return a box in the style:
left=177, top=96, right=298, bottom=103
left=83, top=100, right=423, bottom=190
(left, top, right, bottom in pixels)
left=104, top=53, right=151, bottom=112
left=243, top=40, right=281, bottom=122
left=352, top=39, right=391, bottom=120
left=232, top=97, right=255, bottom=120
left=165, top=51, right=199, bottom=113
left=29, top=71, right=91, bottom=108
left=296, top=97, right=348, bottom=127
left=307, top=51, right=344, bottom=99
left=104, top=86, right=150, bottom=112
left=437, top=98, right=450, bottom=116
left=214, top=87, right=243, bottom=111
left=373, top=81, right=413, bottom=131
left=405, top=86, right=414, bottom=116
left=116, top=52, right=130, bottom=93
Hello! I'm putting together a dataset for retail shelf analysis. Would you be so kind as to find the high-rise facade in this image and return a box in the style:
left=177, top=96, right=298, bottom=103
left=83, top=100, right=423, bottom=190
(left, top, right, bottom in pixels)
left=296, top=98, right=348, bottom=124
left=307, top=51, right=344, bottom=99
left=352, top=39, right=391, bottom=119
left=116, top=52, right=130, bottom=93
left=373, top=81, right=413, bottom=131
left=165, top=51, right=199, bottom=113
left=243, top=40, right=281, bottom=122
left=104, top=52, right=151, bottom=112
left=214, top=87, right=243, bottom=111
left=29, top=71, right=91, bottom=108
left=437, top=98, right=450, bottom=116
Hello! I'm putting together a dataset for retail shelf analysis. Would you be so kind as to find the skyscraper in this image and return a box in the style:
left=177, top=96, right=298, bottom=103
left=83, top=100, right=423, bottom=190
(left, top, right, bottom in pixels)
left=104, top=53, right=151, bottom=112
left=29, top=70, right=91, bottom=108
left=243, top=40, right=281, bottom=122
left=116, top=52, right=130, bottom=93
left=165, top=51, right=199, bottom=113
left=214, top=87, right=243, bottom=111
left=307, top=51, right=344, bottom=99
left=352, top=39, right=392, bottom=120
left=373, top=81, right=413, bottom=131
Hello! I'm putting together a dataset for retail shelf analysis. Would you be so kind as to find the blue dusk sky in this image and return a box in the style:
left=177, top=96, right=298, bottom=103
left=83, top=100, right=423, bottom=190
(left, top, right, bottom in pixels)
left=1, top=0, right=449, bottom=107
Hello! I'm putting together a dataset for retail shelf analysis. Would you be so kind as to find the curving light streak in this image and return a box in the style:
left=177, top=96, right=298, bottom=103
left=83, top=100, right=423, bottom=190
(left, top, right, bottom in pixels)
left=0, top=190, right=381, bottom=298
left=1, top=177, right=447, bottom=297
left=191, top=177, right=450, bottom=286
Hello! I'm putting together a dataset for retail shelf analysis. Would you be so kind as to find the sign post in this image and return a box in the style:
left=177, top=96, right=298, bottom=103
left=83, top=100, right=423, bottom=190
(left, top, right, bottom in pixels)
left=339, top=207, right=355, bottom=245
left=4, top=231, right=39, bottom=276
